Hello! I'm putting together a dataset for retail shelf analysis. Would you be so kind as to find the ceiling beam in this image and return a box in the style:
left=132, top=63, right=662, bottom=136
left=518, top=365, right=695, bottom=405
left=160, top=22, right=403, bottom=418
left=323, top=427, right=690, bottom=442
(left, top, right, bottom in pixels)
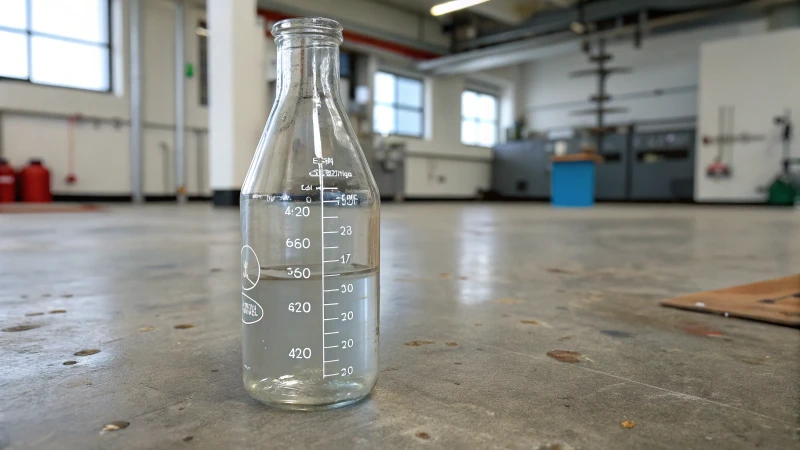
left=470, top=0, right=530, bottom=25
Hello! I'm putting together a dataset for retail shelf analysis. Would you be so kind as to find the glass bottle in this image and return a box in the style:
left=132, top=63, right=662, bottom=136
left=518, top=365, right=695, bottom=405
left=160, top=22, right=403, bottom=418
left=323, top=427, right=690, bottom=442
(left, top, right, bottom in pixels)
left=240, top=18, right=380, bottom=410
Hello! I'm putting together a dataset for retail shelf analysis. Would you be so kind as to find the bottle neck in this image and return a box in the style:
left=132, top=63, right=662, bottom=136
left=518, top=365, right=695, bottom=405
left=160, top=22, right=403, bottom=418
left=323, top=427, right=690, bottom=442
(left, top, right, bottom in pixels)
left=275, top=36, right=341, bottom=102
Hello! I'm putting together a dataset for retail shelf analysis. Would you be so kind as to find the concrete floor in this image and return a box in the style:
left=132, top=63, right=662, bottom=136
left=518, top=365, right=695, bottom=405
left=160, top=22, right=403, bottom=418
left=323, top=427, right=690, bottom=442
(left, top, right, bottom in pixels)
left=1, top=203, right=798, bottom=449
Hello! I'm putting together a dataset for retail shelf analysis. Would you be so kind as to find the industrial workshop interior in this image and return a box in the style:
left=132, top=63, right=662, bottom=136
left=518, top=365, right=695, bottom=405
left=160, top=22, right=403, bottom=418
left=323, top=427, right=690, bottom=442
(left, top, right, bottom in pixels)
left=1, top=0, right=799, bottom=448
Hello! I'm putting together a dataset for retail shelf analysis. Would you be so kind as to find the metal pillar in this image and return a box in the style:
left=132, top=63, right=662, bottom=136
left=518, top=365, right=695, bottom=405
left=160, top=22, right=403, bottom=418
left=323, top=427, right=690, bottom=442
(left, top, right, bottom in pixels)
left=129, top=0, right=144, bottom=203
left=175, top=0, right=187, bottom=203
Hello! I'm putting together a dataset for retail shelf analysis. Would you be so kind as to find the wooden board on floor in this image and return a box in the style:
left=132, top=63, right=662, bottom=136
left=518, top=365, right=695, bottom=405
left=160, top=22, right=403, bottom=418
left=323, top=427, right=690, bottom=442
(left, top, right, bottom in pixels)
left=661, top=275, right=800, bottom=327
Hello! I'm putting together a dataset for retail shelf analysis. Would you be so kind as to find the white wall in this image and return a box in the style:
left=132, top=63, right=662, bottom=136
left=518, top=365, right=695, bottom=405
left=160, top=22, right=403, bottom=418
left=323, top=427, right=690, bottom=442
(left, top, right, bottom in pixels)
left=0, top=0, right=210, bottom=196
left=695, top=28, right=800, bottom=202
left=522, top=20, right=767, bottom=132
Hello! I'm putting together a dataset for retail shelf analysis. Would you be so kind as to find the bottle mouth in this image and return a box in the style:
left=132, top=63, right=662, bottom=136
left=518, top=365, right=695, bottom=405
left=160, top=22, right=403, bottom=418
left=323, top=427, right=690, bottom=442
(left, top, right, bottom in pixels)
left=272, top=17, right=343, bottom=44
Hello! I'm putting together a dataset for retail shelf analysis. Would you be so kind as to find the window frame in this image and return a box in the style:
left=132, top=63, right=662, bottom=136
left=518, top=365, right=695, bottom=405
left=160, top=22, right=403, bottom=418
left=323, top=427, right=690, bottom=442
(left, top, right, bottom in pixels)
left=461, top=89, right=499, bottom=148
left=0, top=0, right=113, bottom=93
left=373, top=70, right=425, bottom=139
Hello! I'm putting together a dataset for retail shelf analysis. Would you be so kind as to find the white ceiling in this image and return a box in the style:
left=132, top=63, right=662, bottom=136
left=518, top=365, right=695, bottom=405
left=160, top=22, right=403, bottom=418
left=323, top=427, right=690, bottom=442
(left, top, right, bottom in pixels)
left=368, top=0, right=573, bottom=25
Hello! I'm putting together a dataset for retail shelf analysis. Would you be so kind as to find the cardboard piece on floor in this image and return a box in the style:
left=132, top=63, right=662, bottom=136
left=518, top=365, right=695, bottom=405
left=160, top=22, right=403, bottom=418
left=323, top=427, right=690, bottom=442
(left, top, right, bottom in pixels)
left=661, top=275, right=800, bottom=327
left=0, top=204, right=102, bottom=214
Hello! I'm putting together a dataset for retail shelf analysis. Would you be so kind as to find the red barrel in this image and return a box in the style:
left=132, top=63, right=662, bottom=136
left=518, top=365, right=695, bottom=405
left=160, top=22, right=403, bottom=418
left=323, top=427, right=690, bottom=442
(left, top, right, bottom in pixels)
left=0, top=158, right=15, bottom=203
left=20, top=159, right=52, bottom=203
left=0, top=158, right=17, bottom=203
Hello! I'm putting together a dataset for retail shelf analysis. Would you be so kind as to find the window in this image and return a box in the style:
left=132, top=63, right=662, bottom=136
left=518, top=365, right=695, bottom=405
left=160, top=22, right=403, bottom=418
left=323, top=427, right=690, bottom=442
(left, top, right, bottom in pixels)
left=461, top=90, right=498, bottom=147
left=0, top=0, right=111, bottom=91
left=373, top=71, right=424, bottom=137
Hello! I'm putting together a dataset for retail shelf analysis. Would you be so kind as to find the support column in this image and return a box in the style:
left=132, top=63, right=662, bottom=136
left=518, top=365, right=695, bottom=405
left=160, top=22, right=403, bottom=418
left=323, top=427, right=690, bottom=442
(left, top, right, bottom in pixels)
left=206, top=0, right=267, bottom=206
left=174, top=0, right=186, bottom=203
left=129, top=0, right=144, bottom=203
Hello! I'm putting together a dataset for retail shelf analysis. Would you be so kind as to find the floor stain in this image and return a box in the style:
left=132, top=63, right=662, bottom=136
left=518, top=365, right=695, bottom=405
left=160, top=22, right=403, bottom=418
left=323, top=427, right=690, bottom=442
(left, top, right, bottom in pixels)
left=495, top=298, right=522, bottom=304
left=145, top=264, right=177, bottom=270
left=74, top=349, right=101, bottom=356
left=601, top=330, right=632, bottom=338
left=174, top=324, right=195, bottom=330
left=42, top=293, right=51, bottom=298
left=445, top=342, right=458, bottom=347
left=381, top=367, right=399, bottom=372
left=210, top=268, right=223, bottom=273
left=183, top=436, right=194, bottom=442
left=621, top=420, right=635, bottom=429
left=138, top=326, right=155, bottom=332
left=49, top=310, right=67, bottom=314
left=20, top=295, right=28, bottom=299
left=737, top=355, right=768, bottom=366
left=537, top=444, right=565, bottom=450
left=102, top=421, right=130, bottom=432
left=415, top=431, right=431, bottom=440
left=3, top=325, right=41, bottom=332
left=558, top=335, right=573, bottom=341
left=547, top=268, right=573, bottom=274
left=454, top=362, right=462, bottom=365
left=63, top=360, right=78, bottom=365
left=459, top=276, right=468, bottom=280
left=521, top=320, right=540, bottom=325
left=62, top=294, right=73, bottom=298
left=682, top=324, right=725, bottom=338
left=25, top=312, right=45, bottom=317
left=439, top=273, right=450, bottom=279
left=475, top=323, right=483, bottom=326
left=404, top=340, right=435, bottom=346
left=547, top=350, right=581, bottom=363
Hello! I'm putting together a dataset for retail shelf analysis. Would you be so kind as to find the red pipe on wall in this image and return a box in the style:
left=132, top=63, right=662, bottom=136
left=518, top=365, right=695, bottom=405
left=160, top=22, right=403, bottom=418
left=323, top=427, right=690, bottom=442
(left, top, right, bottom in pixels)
left=257, top=9, right=441, bottom=60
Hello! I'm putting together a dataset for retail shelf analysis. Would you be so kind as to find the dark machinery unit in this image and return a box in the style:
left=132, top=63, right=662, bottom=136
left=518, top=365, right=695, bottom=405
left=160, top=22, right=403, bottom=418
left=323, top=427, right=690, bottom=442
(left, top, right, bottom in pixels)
left=492, top=135, right=631, bottom=201
left=491, top=139, right=551, bottom=198
left=492, top=129, right=694, bottom=201
left=594, top=132, right=631, bottom=201
left=630, top=130, right=695, bottom=200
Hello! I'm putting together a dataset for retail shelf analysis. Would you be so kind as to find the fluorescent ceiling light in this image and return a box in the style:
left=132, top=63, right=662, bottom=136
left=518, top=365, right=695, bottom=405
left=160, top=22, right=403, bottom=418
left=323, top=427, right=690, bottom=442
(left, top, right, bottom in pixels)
left=431, top=0, right=490, bottom=17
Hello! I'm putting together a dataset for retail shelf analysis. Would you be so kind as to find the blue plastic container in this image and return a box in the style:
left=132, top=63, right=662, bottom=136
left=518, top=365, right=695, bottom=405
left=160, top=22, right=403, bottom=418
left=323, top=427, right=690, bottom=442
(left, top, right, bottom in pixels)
left=551, top=160, right=596, bottom=207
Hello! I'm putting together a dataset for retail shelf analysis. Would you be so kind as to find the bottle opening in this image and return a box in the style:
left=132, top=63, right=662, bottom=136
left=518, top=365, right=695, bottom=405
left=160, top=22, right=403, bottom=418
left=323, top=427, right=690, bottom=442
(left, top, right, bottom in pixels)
left=272, top=17, right=343, bottom=44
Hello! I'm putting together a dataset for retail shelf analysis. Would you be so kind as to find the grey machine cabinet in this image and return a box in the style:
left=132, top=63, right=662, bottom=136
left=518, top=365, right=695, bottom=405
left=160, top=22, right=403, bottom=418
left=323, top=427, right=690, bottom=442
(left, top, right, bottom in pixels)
left=492, top=135, right=631, bottom=200
left=491, top=139, right=551, bottom=198
left=594, top=133, right=630, bottom=201
left=630, top=130, right=695, bottom=201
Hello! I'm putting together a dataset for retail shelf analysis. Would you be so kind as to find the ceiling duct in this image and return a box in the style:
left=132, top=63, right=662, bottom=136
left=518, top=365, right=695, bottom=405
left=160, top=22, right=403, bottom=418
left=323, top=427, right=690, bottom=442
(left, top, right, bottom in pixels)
left=419, top=0, right=792, bottom=75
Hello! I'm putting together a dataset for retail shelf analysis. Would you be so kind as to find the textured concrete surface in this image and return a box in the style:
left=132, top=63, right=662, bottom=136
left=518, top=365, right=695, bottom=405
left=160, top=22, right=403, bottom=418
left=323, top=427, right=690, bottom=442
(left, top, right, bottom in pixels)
left=1, top=203, right=799, bottom=449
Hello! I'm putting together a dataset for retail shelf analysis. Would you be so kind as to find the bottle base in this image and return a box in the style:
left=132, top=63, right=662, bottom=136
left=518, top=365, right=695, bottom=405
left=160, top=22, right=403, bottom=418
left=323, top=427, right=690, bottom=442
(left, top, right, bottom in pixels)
left=244, top=372, right=377, bottom=411
left=252, top=392, right=371, bottom=411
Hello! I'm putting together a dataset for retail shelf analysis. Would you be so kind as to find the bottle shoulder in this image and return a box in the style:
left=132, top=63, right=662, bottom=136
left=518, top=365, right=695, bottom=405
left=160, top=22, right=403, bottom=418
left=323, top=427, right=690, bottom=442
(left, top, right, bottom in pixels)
left=242, top=97, right=379, bottom=199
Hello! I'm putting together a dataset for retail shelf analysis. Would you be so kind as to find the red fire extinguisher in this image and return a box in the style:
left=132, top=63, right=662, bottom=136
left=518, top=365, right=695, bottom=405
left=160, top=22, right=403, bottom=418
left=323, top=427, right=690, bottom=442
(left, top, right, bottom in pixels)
left=0, top=157, right=15, bottom=203
left=19, top=159, right=52, bottom=203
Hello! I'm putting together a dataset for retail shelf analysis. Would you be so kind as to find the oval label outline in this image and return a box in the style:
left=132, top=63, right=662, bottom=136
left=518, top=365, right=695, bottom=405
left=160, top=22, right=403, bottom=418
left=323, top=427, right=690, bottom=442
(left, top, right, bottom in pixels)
left=241, top=292, right=263, bottom=325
